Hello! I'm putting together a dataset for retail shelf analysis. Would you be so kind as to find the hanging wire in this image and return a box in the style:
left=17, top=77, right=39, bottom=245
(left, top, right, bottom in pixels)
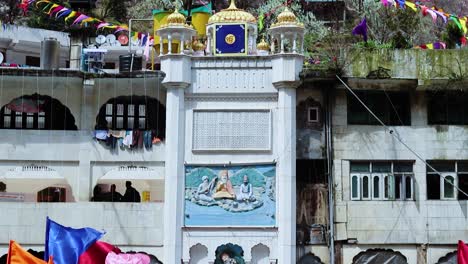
left=143, top=71, right=148, bottom=131
left=336, top=75, right=468, bottom=198
left=383, top=89, right=405, bottom=126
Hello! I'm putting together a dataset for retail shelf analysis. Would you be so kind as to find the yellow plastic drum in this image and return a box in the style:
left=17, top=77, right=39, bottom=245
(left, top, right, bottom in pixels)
left=191, top=12, right=210, bottom=36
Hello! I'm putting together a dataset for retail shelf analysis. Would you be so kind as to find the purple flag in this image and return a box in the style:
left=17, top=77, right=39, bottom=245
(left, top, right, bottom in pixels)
left=352, top=18, right=368, bottom=42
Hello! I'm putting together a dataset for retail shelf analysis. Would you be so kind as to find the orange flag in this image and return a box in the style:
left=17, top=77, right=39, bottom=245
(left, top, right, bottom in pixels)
left=7, top=240, right=54, bottom=264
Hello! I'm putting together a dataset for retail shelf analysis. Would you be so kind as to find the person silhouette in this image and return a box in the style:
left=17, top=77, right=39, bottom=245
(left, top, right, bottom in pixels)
left=123, top=181, right=141, bottom=202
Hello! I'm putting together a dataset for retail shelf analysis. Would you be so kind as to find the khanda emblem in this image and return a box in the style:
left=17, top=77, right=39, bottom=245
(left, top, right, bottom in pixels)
left=225, top=34, right=236, bottom=45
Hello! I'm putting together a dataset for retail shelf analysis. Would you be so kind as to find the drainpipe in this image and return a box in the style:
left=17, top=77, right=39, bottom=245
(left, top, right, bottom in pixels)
left=324, top=84, right=335, bottom=264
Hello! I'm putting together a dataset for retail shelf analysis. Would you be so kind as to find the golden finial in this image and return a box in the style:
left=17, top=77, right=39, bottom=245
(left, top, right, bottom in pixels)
left=228, top=0, right=237, bottom=9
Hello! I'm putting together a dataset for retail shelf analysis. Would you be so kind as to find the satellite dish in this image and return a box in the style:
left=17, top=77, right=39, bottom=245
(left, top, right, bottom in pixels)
left=118, top=34, right=129, bottom=45
left=0, top=53, right=4, bottom=64
left=106, top=34, right=116, bottom=44
left=95, top=35, right=106, bottom=45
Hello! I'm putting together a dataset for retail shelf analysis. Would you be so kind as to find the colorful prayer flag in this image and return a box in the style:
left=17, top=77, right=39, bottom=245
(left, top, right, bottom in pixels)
left=7, top=240, right=53, bottom=264
left=458, top=240, right=468, bottom=264
left=352, top=18, right=368, bottom=42
left=44, top=217, right=104, bottom=264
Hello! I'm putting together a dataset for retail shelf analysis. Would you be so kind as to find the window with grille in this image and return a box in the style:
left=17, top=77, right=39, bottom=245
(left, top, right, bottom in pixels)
left=1, top=107, right=46, bottom=129
left=192, top=110, right=271, bottom=151
left=350, top=161, right=414, bottom=201
left=426, top=161, right=468, bottom=200
left=104, top=103, right=147, bottom=130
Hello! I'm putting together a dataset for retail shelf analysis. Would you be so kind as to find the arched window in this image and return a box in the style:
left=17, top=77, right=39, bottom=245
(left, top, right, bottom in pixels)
left=373, top=176, right=380, bottom=199
left=0, top=94, right=77, bottom=130
left=189, top=244, right=209, bottom=264
left=95, top=95, right=165, bottom=138
left=444, top=175, right=456, bottom=199
left=351, top=175, right=360, bottom=200
left=297, top=253, right=324, bottom=264
left=362, top=175, right=370, bottom=199
left=352, top=249, right=408, bottom=264
left=251, top=244, right=270, bottom=264
left=214, top=243, right=244, bottom=264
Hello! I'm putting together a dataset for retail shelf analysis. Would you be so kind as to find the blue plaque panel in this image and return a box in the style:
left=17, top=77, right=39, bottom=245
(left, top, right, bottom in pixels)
left=214, top=24, right=247, bottom=56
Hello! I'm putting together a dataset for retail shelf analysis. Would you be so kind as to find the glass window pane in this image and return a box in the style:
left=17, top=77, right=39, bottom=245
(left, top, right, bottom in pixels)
left=427, top=174, right=441, bottom=199
left=26, top=116, right=34, bottom=128
left=395, top=174, right=402, bottom=199
left=4, top=108, right=11, bottom=114
left=38, top=117, right=45, bottom=129
left=139, top=118, right=145, bottom=129
left=394, top=162, right=414, bottom=172
left=128, top=104, right=135, bottom=116
left=458, top=162, right=468, bottom=172
left=444, top=175, right=455, bottom=198
left=127, top=117, right=134, bottom=129
left=458, top=173, right=468, bottom=200
left=384, top=176, right=389, bottom=198
left=362, top=176, right=369, bottom=198
left=15, top=113, right=22, bottom=128
left=427, top=161, right=455, bottom=172
left=106, top=104, right=113, bottom=115
left=351, top=162, right=370, bottom=173
left=3, top=116, right=11, bottom=128
left=405, top=176, right=412, bottom=199
left=139, top=105, right=146, bottom=116
left=116, top=117, right=123, bottom=129
left=372, top=162, right=391, bottom=173
left=373, top=176, right=380, bottom=199
left=117, top=104, right=124, bottom=115
left=352, top=176, right=359, bottom=199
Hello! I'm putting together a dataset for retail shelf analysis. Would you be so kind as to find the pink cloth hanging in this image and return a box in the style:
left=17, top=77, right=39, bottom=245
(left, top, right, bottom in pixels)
left=105, top=252, right=150, bottom=264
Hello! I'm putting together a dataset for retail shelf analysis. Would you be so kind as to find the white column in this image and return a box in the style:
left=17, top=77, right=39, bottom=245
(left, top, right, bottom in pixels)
left=168, top=34, right=173, bottom=54
left=159, top=35, right=164, bottom=55
left=293, top=33, right=297, bottom=53
left=280, top=33, right=285, bottom=53
left=180, top=35, right=185, bottom=54
left=275, top=82, right=298, bottom=264
left=163, top=84, right=187, bottom=263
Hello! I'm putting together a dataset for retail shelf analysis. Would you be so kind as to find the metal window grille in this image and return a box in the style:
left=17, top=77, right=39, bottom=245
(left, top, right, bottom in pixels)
left=193, top=110, right=271, bottom=150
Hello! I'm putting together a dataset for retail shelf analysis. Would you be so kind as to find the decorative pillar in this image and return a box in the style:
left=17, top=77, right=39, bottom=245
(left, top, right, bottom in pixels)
left=160, top=54, right=192, bottom=263
left=272, top=54, right=304, bottom=264
left=159, top=35, right=164, bottom=55
left=168, top=35, right=172, bottom=54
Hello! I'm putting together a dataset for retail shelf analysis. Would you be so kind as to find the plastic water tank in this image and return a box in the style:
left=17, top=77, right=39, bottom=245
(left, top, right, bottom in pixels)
left=40, top=38, right=60, bottom=69
left=119, top=54, right=143, bottom=72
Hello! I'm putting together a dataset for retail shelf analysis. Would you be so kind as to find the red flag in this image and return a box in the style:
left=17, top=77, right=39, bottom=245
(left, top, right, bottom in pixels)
left=458, top=240, right=468, bottom=264
left=78, top=241, right=121, bottom=264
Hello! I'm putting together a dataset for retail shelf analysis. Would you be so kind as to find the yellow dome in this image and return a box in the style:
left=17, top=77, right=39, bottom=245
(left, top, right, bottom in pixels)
left=208, top=0, right=256, bottom=24
left=271, top=7, right=304, bottom=28
left=166, top=8, right=186, bottom=25
left=257, top=38, right=270, bottom=51
left=277, top=7, right=297, bottom=23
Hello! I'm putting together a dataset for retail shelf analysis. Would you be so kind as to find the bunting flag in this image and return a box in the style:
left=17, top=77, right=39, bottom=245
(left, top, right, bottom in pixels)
left=78, top=241, right=121, bottom=264
left=44, top=217, right=104, bottom=264
left=105, top=252, right=150, bottom=264
left=458, top=240, right=468, bottom=264
left=20, top=0, right=129, bottom=33
left=415, top=41, right=446, bottom=49
left=381, top=0, right=468, bottom=34
left=352, top=18, right=368, bottom=42
left=7, top=240, right=54, bottom=264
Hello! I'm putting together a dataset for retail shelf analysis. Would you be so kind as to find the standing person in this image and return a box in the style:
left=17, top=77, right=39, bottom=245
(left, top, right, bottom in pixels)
left=123, top=181, right=141, bottom=202
left=109, top=184, right=123, bottom=202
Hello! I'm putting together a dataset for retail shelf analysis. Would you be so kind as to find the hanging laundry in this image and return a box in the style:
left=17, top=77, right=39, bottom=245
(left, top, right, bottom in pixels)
left=143, top=131, right=153, bottom=150
left=123, top=131, right=133, bottom=148
left=94, top=130, right=108, bottom=140
left=132, top=130, right=144, bottom=149
left=109, top=130, right=126, bottom=138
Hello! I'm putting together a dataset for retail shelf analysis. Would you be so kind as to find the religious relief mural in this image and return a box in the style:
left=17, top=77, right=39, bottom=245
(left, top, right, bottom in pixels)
left=184, top=164, right=276, bottom=226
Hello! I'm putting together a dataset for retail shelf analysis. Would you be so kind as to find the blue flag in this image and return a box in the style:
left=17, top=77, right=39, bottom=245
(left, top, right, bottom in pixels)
left=44, top=217, right=104, bottom=264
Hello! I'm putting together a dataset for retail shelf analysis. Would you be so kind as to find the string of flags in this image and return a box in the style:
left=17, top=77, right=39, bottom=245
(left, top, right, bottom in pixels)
left=381, top=0, right=467, bottom=35
left=19, top=0, right=129, bottom=33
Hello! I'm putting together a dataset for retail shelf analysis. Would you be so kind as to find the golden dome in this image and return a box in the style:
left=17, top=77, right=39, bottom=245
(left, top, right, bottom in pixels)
left=271, top=7, right=304, bottom=28
left=208, top=0, right=256, bottom=24
left=257, top=38, right=270, bottom=51
left=166, top=8, right=186, bottom=25
left=277, top=7, right=297, bottom=23
left=192, top=41, right=206, bottom=51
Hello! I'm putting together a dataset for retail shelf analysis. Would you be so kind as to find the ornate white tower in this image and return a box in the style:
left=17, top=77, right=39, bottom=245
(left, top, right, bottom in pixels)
left=160, top=3, right=304, bottom=263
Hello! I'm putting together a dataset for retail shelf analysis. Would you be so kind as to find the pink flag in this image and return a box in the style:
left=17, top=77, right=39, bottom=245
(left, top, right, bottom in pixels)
left=458, top=240, right=468, bottom=264
left=105, top=252, right=150, bottom=264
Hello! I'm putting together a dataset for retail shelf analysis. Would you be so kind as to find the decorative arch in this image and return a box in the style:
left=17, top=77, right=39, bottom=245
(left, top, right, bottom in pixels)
left=95, top=95, right=165, bottom=139
left=251, top=243, right=270, bottom=264
left=297, top=253, right=324, bottom=264
left=0, top=93, right=77, bottom=130
left=436, top=250, right=457, bottom=264
left=189, top=243, right=209, bottom=264
left=214, top=243, right=245, bottom=264
left=352, top=249, right=408, bottom=264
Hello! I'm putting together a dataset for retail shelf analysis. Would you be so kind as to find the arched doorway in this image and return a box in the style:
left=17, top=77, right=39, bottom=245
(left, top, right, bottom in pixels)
left=0, top=93, right=77, bottom=130
left=214, top=243, right=245, bottom=264
left=352, top=249, right=408, bottom=264
left=189, top=243, right=209, bottom=264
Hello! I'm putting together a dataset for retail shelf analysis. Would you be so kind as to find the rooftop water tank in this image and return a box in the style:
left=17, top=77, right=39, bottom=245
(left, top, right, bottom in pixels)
left=40, top=38, right=60, bottom=70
